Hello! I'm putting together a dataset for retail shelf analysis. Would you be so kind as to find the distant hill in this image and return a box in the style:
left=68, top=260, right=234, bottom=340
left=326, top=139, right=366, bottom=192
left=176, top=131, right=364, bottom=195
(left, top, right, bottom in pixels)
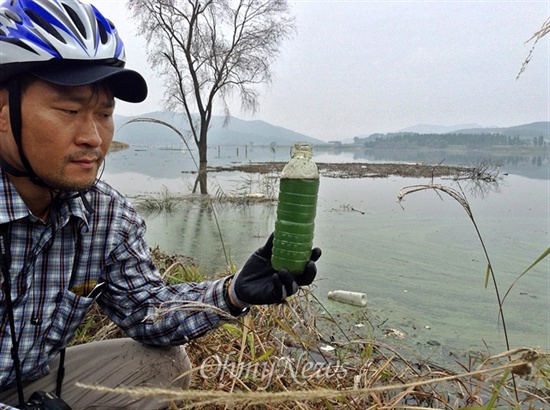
left=383, top=121, right=549, bottom=140
left=113, top=113, right=548, bottom=147
left=113, top=111, right=323, bottom=146
left=452, top=121, right=549, bottom=139
left=398, top=123, right=484, bottom=134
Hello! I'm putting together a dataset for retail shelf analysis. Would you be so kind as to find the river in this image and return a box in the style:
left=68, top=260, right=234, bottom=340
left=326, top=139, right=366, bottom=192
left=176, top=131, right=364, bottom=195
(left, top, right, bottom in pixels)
left=101, top=144, right=549, bottom=365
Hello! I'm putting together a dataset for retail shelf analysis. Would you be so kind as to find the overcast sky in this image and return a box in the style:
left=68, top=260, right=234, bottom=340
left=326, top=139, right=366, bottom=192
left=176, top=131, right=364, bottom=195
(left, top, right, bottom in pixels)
left=96, top=1, right=550, bottom=142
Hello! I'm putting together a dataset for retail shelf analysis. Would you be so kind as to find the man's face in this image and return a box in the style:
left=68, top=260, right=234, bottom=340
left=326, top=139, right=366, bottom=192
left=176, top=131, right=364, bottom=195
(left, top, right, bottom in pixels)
left=0, top=78, right=115, bottom=191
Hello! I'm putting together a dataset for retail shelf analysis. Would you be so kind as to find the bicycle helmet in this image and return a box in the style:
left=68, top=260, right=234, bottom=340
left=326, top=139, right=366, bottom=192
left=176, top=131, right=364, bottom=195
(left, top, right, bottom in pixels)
left=0, top=0, right=147, bottom=102
left=0, top=0, right=147, bottom=186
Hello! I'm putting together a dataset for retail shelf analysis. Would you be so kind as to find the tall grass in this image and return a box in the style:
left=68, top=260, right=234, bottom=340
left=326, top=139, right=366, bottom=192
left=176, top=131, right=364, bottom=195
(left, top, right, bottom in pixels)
left=74, top=241, right=549, bottom=409
left=77, top=291, right=549, bottom=408
left=517, top=17, right=550, bottom=79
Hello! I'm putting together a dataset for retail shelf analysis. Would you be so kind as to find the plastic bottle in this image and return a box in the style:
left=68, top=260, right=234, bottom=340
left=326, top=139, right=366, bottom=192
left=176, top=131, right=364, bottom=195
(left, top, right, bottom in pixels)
left=271, top=143, right=320, bottom=273
left=327, top=290, right=368, bottom=307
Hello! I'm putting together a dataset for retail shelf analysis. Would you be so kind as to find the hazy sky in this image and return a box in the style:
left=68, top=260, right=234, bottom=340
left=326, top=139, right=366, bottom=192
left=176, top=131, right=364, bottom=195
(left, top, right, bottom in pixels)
left=97, top=1, right=550, bottom=142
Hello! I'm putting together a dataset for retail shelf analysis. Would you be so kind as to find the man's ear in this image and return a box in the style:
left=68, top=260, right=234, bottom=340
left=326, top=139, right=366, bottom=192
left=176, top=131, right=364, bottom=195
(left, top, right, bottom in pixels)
left=0, top=88, right=9, bottom=133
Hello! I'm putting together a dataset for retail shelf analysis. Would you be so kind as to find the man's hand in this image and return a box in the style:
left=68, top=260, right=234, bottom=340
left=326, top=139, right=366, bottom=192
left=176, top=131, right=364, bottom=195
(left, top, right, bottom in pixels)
left=228, top=234, right=321, bottom=307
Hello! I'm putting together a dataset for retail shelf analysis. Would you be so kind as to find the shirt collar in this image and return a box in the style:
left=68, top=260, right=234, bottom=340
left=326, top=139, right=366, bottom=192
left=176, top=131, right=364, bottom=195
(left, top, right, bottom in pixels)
left=0, top=168, right=92, bottom=227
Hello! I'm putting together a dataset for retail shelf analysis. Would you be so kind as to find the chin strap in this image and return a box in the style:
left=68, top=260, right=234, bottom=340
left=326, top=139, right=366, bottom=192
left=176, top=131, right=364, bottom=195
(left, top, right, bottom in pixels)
left=7, top=79, right=47, bottom=187
left=0, top=224, right=26, bottom=407
left=0, top=154, right=28, bottom=178
left=1, top=78, right=97, bottom=216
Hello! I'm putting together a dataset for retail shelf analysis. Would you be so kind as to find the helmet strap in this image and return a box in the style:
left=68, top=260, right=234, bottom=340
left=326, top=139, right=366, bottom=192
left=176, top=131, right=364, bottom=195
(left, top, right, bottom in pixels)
left=0, top=154, right=28, bottom=177
left=2, top=79, right=96, bottom=215
left=7, top=78, right=47, bottom=187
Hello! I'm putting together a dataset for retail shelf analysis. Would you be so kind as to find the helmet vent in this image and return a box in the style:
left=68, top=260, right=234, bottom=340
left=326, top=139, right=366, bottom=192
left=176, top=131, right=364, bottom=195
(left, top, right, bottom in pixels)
left=97, top=19, right=107, bottom=44
left=0, top=0, right=129, bottom=83
left=62, top=3, right=87, bottom=39
left=24, top=8, right=66, bottom=44
left=3, top=37, right=39, bottom=55
left=4, top=9, right=22, bottom=24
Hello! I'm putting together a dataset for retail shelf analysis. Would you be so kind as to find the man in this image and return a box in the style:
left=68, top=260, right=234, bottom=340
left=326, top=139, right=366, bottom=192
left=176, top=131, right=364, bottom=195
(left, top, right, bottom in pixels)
left=0, top=1, right=320, bottom=409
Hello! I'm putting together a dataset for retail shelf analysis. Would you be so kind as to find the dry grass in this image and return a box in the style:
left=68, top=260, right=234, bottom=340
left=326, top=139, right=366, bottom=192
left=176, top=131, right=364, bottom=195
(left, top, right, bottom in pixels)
left=73, top=248, right=549, bottom=409
left=517, top=17, right=550, bottom=80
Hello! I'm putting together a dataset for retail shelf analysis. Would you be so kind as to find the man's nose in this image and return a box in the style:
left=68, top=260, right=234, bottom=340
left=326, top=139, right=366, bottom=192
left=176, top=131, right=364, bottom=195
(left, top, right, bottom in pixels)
left=76, top=115, right=102, bottom=147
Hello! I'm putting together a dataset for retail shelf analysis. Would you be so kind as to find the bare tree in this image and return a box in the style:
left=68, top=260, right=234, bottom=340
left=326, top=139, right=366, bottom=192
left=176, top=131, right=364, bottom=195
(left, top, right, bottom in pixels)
left=128, top=0, right=296, bottom=193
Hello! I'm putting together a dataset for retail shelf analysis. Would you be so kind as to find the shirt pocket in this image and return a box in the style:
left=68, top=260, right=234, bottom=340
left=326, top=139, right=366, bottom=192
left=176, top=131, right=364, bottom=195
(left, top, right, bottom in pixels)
left=44, top=289, right=95, bottom=355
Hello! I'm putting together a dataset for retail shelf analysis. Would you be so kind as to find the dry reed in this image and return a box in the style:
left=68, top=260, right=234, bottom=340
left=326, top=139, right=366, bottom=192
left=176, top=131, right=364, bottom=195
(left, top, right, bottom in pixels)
left=73, top=253, right=550, bottom=409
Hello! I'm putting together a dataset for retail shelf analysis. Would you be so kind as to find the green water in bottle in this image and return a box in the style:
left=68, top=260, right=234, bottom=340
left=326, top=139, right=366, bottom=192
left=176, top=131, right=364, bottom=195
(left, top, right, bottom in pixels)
left=271, top=143, right=320, bottom=273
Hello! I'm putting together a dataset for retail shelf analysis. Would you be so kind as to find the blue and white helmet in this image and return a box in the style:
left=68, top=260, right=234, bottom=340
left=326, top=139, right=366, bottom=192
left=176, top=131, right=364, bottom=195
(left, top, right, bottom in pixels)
left=0, top=0, right=147, bottom=102
left=0, top=0, right=147, bottom=187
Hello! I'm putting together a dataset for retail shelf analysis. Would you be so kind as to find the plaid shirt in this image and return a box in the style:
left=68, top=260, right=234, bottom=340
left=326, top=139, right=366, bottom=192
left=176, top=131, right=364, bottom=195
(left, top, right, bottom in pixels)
left=0, top=169, right=234, bottom=390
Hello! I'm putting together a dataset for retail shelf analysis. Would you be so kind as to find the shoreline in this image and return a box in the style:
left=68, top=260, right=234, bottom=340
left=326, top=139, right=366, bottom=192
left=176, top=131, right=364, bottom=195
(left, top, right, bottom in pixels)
left=206, top=161, right=481, bottom=179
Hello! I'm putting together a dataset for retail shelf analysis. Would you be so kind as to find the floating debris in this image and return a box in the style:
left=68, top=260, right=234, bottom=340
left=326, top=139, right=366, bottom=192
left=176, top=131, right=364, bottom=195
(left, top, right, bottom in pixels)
left=384, top=328, right=406, bottom=339
left=327, top=290, right=367, bottom=307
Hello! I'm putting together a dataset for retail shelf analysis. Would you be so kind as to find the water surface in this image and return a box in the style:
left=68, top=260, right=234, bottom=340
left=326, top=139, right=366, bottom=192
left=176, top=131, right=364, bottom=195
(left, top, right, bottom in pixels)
left=102, top=145, right=549, bottom=363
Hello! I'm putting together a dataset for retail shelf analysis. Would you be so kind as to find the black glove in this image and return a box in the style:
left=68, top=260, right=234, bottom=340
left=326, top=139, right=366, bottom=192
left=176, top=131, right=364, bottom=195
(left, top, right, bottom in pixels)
left=228, top=234, right=321, bottom=307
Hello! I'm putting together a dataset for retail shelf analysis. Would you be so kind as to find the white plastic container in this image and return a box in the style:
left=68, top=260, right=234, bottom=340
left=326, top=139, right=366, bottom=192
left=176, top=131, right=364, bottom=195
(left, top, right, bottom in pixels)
left=327, top=290, right=367, bottom=307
